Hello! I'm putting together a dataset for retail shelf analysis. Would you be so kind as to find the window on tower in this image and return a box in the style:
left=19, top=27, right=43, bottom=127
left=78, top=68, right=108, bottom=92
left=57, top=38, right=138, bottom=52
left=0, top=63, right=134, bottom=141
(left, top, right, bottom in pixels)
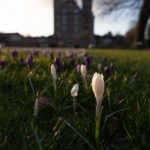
left=62, top=25, right=67, bottom=33
left=61, top=15, right=67, bottom=24
left=74, top=15, right=79, bottom=24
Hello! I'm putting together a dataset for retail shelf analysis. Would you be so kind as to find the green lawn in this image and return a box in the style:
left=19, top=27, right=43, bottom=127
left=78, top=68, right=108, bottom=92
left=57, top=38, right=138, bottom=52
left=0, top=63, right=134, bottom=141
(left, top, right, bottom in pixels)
left=0, top=49, right=150, bottom=150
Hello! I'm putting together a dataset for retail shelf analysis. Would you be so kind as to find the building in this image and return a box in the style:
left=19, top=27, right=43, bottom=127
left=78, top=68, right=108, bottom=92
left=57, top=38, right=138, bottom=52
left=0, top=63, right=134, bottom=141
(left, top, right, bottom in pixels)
left=54, top=0, right=95, bottom=48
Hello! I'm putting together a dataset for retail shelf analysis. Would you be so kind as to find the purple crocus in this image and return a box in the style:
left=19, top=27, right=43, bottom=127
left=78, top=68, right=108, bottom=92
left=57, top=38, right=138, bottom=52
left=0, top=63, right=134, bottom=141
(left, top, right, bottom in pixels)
left=11, top=50, right=18, bottom=59
left=33, top=51, right=39, bottom=57
left=54, top=57, right=61, bottom=71
left=62, top=62, right=66, bottom=71
left=70, top=53, right=74, bottom=58
left=58, top=52, right=61, bottom=58
left=0, top=60, right=5, bottom=70
left=81, top=62, right=85, bottom=65
left=20, top=57, right=24, bottom=65
left=84, top=53, right=87, bottom=57
left=103, top=56, right=107, bottom=61
left=104, top=66, right=110, bottom=75
left=133, top=72, right=138, bottom=81
left=98, top=63, right=102, bottom=71
left=50, top=52, right=54, bottom=60
left=26, top=54, right=33, bottom=70
left=84, top=56, right=91, bottom=68
left=110, top=63, right=114, bottom=70
left=70, top=57, right=75, bottom=68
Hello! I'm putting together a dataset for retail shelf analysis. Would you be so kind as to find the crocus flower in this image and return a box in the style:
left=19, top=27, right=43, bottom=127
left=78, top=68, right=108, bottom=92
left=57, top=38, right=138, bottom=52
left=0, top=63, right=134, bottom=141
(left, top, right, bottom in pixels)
left=98, top=63, right=102, bottom=71
left=71, top=83, right=79, bottom=112
left=110, top=63, right=114, bottom=70
left=58, top=52, right=61, bottom=58
left=70, top=57, right=75, bottom=68
left=26, top=54, right=33, bottom=70
left=11, top=50, right=18, bottom=59
left=62, top=62, right=66, bottom=71
left=70, top=53, right=74, bottom=58
left=133, top=72, right=138, bottom=81
left=43, top=50, right=49, bottom=56
left=20, top=57, right=24, bottom=65
left=34, top=96, right=56, bottom=116
left=77, top=64, right=81, bottom=73
left=0, top=60, right=5, bottom=70
left=71, top=84, right=79, bottom=98
left=33, top=51, right=39, bottom=57
left=50, top=52, right=54, bottom=60
left=92, top=73, right=105, bottom=118
left=104, top=66, right=110, bottom=75
left=85, top=56, right=91, bottom=68
left=51, top=64, right=57, bottom=90
left=103, top=56, right=107, bottom=61
left=81, top=64, right=87, bottom=89
left=54, top=57, right=61, bottom=71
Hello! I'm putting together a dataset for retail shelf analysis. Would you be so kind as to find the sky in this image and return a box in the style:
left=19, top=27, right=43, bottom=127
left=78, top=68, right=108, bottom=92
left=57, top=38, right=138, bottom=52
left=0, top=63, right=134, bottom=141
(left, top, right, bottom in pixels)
left=0, top=0, right=136, bottom=37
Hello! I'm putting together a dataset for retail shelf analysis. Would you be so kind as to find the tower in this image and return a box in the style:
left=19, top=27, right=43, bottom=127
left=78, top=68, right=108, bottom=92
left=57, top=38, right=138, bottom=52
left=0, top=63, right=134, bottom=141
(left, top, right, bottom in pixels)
left=53, top=0, right=95, bottom=47
left=81, top=0, right=94, bottom=44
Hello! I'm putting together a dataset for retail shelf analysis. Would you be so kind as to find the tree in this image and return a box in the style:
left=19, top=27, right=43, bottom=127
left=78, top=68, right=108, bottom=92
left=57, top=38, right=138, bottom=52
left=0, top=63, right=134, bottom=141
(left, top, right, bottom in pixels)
left=94, top=0, right=150, bottom=48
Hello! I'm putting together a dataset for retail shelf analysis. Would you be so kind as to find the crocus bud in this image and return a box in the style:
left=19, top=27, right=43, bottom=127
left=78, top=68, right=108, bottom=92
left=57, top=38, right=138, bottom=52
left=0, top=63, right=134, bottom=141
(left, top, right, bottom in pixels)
left=51, top=64, right=57, bottom=90
left=43, top=50, right=49, bottom=56
left=110, top=63, right=114, bottom=70
left=84, top=56, right=91, bottom=68
left=98, top=63, right=102, bottom=71
left=104, top=66, right=110, bottom=75
left=26, top=54, right=33, bottom=70
left=20, top=57, right=24, bottom=65
left=81, top=64, right=87, bottom=81
left=54, top=58, right=61, bottom=71
left=92, top=73, right=105, bottom=118
left=103, top=56, right=107, bottom=61
left=70, top=57, right=75, bottom=68
left=77, top=64, right=81, bottom=73
left=62, top=62, right=66, bottom=71
left=50, top=52, right=54, bottom=60
left=71, top=84, right=79, bottom=98
left=58, top=52, right=61, bottom=58
left=71, top=83, right=79, bottom=112
left=133, top=72, right=138, bottom=81
left=33, top=51, right=39, bottom=57
left=51, top=64, right=56, bottom=81
left=11, top=50, right=18, bottom=59
left=81, top=64, right=87, bottom=89
left=0, top=60, right=5, bottom=70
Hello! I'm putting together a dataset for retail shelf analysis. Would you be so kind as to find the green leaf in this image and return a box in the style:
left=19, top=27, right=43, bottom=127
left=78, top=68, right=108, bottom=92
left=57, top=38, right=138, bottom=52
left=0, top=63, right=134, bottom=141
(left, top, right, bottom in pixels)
left=95, top=106, right=104, bottom=146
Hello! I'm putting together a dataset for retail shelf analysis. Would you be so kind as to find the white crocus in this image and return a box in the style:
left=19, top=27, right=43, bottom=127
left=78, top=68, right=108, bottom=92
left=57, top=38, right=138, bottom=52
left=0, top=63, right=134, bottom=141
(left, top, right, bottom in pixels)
left=81, top=64, right=87, bottom=89
left=71, top=84, right=79, bottom=112
left=51, top=64, right=57, bottom=90
left=92, top=73, right=105, bottom=118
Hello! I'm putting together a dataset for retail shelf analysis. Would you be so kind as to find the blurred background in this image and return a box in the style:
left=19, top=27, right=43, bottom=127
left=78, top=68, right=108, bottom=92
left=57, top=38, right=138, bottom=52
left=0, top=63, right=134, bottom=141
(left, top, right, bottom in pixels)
left=0, top=0, right=149, bottom=49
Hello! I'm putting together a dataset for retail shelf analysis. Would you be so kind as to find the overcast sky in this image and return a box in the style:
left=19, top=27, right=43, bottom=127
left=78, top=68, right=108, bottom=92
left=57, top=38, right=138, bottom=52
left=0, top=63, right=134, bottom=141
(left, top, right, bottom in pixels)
left=0, top=0, right=135, bottom=37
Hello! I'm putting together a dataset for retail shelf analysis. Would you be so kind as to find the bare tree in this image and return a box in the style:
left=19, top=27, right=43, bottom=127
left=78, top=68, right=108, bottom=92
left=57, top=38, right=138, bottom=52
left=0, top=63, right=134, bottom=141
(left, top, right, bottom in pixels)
left=93, top=0, right=150, bottom=48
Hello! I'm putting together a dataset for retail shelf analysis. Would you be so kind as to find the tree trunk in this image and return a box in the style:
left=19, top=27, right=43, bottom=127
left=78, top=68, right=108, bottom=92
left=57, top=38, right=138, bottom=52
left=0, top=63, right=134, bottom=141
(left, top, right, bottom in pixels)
left=134, top=0, right=150, bottom=48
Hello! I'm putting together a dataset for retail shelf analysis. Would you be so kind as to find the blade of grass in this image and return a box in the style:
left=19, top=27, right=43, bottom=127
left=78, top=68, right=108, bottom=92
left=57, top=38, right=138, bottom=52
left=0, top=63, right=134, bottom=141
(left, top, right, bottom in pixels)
left=32, top=125, right=44, bottom=150
left=60, top=117, right=95, bottom=150
left=28, top=77, right=35, bottom=97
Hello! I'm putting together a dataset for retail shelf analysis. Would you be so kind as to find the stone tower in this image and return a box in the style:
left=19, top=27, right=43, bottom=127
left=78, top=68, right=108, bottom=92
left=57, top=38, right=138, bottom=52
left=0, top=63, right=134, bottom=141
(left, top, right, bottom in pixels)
left=54, top=0, right=95, bottom=47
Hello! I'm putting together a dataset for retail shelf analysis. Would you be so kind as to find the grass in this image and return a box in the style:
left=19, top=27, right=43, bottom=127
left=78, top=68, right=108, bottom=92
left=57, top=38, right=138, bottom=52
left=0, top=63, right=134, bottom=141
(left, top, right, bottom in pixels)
left=0, top=49, right=150, bottom=150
